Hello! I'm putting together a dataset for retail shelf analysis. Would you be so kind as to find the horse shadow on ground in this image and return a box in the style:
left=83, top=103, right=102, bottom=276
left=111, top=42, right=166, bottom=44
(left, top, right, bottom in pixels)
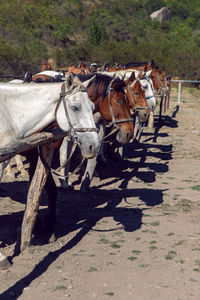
left=90, top=140, right=172, bottom=190
left=0, top=184, right=166, bottom=299
left=151, top=114, right=178, bottom=143
left=0, top=113, right=175, bottom=298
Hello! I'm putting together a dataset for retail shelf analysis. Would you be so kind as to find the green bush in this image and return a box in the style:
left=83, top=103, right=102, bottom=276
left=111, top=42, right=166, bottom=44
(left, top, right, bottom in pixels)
left=0, top=0, right=200, bottom=78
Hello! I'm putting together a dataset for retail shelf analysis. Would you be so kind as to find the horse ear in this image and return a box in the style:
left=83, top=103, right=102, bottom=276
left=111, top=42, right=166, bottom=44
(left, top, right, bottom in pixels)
left=143, top=62, right=151, bottom=71
left=137, top=71, right=143, bottom=80
left=129, top=71, right=136, bottom=82
left=145, top=70, right=152, bottom=78
left=81, top=75, right=96, bottom=88
left=124, top=71, right=135, bottom=85
left=65, top=73, right=75, bottom=89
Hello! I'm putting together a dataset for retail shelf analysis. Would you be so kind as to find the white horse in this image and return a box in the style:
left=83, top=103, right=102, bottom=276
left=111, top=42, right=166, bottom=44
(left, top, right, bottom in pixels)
left=0, top=74, right=99, bottom=268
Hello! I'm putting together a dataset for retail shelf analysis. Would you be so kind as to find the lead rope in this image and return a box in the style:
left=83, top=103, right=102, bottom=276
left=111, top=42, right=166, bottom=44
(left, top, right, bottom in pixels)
left=39, top=143, right=86, bottom=179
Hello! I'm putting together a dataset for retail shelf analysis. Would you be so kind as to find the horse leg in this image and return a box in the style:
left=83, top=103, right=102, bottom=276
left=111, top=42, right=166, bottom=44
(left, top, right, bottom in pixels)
left=44, top=171, right=57, bottom=243
left=96, top=122, right=106, bottom=163
left=3, top=160, right=16, bottom=181
left=147, top=110, right=154, bottom=128
left=80, top=157, right=97, bottom=192
left=0, top=161, right=9, bottom=182
left=59, top=138, right=74, bottom=190
left=15, top=154, right=28, bottom=177
left=20, top=143, right=54, bottom=251
left=80, top=122, right=104, bottom=192
left=134, top=115, right=140, bottom=139
left=0, top=251, right=11, bottom=270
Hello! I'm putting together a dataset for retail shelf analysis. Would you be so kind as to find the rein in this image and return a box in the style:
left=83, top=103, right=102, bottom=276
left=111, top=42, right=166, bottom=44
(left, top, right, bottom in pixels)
left=39, top=142, right=86, bottom=179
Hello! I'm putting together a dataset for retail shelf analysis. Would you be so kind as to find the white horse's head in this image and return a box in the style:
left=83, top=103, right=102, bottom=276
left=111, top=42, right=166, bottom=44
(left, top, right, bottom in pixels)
left=56, top=73, right=99, bottom=159
left=137, top=70, right=156, bottom=111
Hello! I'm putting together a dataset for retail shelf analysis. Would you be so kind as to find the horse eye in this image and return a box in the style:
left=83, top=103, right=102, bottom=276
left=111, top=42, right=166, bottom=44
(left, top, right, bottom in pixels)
left=71, top=105, right=80, bottom=112
left=134, top=91, right=139, bottom=96
left=117, top=100, right=123, bottom=106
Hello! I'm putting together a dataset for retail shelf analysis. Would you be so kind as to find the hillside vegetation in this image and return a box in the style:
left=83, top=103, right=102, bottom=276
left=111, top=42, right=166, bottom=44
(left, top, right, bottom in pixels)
left=0, top=0, right=200, bottom=78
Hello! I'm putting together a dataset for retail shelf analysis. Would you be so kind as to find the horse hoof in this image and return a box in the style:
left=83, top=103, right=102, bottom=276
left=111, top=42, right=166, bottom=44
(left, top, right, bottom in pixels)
left=80, top=185, right=89, bottom=193
left=61, top=185, right=74, bottom=192
left=0, top=254, right=12, bottom=270
left=48, top=233, right=56, bottom=243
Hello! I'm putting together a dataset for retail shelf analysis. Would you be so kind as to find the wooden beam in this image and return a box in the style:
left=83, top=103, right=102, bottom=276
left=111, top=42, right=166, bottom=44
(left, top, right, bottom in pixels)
left=0, top=129, right=69, bottom=163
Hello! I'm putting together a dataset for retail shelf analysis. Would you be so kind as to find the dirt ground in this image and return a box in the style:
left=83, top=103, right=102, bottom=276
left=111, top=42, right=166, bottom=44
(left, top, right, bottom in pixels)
left=0, top=87, right=200, bottom=300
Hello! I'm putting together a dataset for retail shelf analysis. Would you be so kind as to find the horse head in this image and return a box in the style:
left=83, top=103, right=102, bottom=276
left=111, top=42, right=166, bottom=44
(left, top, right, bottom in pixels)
left=125, top=71, right=150, bottom=123
left=137, top=70, right=156, bottom=111
left=56, top=73, right=99, bottom=159
left=99, top=75, right=134, bottom=144
left=149, top=68, right=169, bottom=96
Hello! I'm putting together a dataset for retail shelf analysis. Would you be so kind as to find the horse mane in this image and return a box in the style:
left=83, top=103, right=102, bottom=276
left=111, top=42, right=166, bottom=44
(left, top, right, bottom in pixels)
left=122, top=62, right=148, bottom=68
left=77, top=73, right=125, bottom=99
left=121, top=60, right=160, bottom=69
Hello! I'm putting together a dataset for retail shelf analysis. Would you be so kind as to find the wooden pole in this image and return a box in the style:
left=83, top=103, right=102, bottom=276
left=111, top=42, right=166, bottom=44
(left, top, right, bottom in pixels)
left=0, top=129, right=68, bottom=163
left=158, top=95, right=163, bottom=126
left=20, top=142, right=54, bottom=251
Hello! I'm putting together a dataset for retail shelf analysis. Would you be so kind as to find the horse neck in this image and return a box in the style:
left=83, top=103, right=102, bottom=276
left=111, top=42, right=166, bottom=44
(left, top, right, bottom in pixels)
left=151, top=71, right=160, bottom=90
left=1, top=83, right=63, bottom=139
left=87, top=80, right=107, bottom=113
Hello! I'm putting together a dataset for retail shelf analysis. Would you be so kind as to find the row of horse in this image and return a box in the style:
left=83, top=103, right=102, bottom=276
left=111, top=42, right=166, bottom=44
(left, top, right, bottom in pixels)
left=0, top=60, right=170, bottom=268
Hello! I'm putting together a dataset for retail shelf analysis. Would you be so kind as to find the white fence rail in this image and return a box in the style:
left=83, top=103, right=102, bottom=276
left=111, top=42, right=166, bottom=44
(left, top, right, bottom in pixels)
left=171, top=80, right=200, bottom=103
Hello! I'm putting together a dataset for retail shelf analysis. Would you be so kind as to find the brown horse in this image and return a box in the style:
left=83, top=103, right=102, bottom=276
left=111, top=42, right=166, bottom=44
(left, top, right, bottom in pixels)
left=79, top=73, right=134, bottom=144
left=24, top=71, right=65, bottom=83
left=41, top=60, right=52, bottom=71
left=105, top=61, right=170, bottom=127
left=65, top=63, right=90, bottom=75
left=106, top=61, right=169, bottom=96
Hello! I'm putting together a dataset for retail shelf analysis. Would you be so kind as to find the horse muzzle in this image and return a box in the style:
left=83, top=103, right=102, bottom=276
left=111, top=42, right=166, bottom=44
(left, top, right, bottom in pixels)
left=78, top=132, right=100, bottom=159
left=116, top=128, right=133, bottom=144
left=136, top=109, right=150, bottom=123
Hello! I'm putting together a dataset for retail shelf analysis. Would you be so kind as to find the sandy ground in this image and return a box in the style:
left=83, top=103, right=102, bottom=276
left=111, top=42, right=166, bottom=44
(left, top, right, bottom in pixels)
left=0, top=88, right=200, bottom=300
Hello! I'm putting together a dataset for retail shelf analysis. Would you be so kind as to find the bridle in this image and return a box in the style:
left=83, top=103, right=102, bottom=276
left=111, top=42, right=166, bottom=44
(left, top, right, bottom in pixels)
left=140, top=75, right=155, bottom=100
left=39, top=81, right=98, bottom=178
left=55, top=82, right=98, bottom=145
left=126, top=79, right=149, bottom=112
left=98, top=77, right=133, bottom=130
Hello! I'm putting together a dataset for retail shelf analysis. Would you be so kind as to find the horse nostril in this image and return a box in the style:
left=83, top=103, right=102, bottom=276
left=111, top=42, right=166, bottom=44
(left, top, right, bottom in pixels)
left=89, top=144, right=94, bottom=154
left=126, top=131, right=132, bottom=142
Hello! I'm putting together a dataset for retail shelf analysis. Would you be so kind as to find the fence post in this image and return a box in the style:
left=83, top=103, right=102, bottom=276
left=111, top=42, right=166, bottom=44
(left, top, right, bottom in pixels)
left=177, top=81, right=181, bottom=103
